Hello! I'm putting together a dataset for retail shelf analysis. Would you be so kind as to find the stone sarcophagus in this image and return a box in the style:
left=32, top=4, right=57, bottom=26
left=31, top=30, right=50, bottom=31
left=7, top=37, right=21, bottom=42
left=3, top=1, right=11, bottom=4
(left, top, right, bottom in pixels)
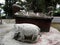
left=15, top=15, right=53, bottom=32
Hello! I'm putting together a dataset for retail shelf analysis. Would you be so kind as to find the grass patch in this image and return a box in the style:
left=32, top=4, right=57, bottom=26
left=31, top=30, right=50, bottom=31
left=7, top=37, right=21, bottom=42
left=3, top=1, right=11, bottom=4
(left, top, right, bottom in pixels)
left=51, top=23, right=60, bottom=31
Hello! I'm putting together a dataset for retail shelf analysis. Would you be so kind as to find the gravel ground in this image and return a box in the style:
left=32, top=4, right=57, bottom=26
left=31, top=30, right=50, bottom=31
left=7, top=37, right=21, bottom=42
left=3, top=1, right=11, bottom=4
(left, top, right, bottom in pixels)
left=0, top=19, right=60, bottom=45
left=0, top=24, right=60, bottom=45
left=0, top=24, right=15, bottom=45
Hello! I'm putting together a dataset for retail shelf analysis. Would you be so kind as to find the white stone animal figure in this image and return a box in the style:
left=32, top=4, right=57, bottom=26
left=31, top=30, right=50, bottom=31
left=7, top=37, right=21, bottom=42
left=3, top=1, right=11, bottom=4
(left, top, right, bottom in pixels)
left=14, top=23, right=40, bottom=42
left=2, top=23, right=41, bottom=45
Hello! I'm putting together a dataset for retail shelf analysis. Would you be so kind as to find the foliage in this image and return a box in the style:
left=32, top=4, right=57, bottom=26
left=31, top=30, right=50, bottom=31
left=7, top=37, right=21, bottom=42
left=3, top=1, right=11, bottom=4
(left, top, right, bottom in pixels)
left=3, top=0, right=60, bottom=18
left=53, top=7, right=60, bottom=16
left=18, top=0, right=60, bottom=13
left=3, top=0, right=17, bottom=18
left=26, top=0, right=58, bottom=12
left=25, top=0, right=46, bottom=13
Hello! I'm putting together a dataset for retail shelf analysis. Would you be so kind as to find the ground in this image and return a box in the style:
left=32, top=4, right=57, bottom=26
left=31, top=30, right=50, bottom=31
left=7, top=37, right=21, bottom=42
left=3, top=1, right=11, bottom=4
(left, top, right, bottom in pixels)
left=0, top=21, right=60, bottom=45
left=51, top=23, right=60, bottom=31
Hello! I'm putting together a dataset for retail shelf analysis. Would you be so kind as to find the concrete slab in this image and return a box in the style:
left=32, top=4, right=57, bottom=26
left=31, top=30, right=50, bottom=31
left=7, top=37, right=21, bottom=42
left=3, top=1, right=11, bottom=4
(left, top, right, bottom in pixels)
left=2, top=19, right=15, bottom=24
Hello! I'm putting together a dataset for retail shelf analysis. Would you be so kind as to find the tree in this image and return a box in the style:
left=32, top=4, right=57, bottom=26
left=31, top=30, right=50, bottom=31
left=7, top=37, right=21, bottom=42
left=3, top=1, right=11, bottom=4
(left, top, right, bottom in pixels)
left=25, top=0, right=46, bottom=13
left=3, top=0, right=60, bottom=18
left=25, top=0, right=60, bottom=13
left=3, top=0, right=17, bottom=18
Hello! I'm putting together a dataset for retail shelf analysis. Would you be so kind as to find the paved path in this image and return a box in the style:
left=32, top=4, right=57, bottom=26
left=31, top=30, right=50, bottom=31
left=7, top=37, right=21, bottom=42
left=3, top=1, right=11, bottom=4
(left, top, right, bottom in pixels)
left=52, top=17, right=60, bottom=23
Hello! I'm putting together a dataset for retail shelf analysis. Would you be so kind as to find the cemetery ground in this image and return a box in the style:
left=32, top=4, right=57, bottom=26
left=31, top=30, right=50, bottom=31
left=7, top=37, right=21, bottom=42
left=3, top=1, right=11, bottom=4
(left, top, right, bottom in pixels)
left=51, top=23, right=60, bottom=31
